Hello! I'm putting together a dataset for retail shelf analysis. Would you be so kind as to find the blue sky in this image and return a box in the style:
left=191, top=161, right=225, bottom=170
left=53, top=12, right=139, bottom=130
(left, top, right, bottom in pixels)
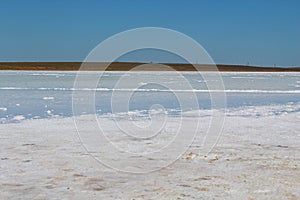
left=0, top=0, right=299, bottom=66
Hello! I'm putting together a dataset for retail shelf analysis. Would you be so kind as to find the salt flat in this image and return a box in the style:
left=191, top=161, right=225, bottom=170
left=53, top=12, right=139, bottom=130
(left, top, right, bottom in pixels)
left=1, top=105, right=299, bottom=199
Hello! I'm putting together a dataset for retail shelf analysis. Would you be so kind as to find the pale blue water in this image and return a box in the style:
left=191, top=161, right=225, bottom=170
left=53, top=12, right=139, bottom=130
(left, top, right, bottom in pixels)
left=0, top=71, right=300, bottom=123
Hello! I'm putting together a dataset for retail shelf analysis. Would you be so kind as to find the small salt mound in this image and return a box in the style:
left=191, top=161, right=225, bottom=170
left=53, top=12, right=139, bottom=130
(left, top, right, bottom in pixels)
left=46, top=110, right=52, bottom=115
left=13, top=115, right=25, bottom=121
left=138, top=82, right=148, bottom=86
left=0, top=107, right=7, bottom=111
left=43, top=97, right=55, bottom=100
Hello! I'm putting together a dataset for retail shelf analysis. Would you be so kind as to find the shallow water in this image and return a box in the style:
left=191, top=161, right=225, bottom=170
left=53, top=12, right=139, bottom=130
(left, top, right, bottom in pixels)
left=0, top=71, right=299, bottom=123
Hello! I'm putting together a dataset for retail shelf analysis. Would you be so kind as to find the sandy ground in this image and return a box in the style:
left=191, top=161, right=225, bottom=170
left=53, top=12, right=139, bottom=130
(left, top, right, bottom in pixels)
left=0, top=110, right=299, bottom=199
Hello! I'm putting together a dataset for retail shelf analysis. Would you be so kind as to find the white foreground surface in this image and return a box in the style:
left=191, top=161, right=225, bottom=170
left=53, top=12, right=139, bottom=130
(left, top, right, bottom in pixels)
left=0, top=105, right=300, bottom=199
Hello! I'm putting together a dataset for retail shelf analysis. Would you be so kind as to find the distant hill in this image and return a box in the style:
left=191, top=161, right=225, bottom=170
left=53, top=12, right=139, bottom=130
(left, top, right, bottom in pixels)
left=0, top=62, right=299, bottom=72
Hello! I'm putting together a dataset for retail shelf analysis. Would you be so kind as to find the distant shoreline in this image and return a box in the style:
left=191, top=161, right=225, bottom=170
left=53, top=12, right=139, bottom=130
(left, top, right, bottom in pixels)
left=0, top=62, right=299, bottom=72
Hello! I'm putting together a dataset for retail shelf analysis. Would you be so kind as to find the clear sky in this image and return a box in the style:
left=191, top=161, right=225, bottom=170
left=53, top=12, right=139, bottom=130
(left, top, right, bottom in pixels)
left=0, top=0, right=299, bottom=66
